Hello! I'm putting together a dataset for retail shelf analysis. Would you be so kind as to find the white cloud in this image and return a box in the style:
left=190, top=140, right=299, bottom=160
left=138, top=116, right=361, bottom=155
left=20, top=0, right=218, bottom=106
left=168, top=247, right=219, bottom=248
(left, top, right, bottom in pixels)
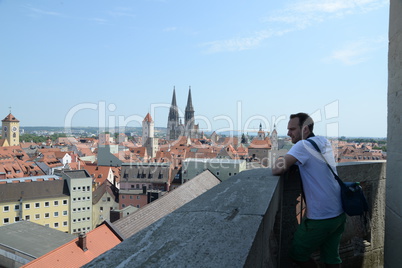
left=202, top=0, right=388, bottom=53
left=326, top=36, right=386, bottom=65
left=23, top=4, right=63, bottom=17
left=164, top=27, right=177, bottom=32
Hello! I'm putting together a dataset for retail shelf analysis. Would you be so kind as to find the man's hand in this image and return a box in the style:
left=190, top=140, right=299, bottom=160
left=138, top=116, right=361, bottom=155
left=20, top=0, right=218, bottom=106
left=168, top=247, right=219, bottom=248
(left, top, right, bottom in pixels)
left=272, top=154, right=298, bottom=175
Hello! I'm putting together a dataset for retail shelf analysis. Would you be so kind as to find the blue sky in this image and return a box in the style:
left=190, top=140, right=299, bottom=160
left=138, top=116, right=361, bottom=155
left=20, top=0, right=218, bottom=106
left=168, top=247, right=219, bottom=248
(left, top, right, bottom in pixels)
left=0, top=0, right=389, bottom=137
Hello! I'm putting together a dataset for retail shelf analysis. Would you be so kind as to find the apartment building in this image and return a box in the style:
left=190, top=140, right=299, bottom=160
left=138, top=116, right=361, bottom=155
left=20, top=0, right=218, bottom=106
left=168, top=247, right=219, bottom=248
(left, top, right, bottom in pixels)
left=0, top=176, right=70, bottom=233
left=61, top=170, right=93, bottom=234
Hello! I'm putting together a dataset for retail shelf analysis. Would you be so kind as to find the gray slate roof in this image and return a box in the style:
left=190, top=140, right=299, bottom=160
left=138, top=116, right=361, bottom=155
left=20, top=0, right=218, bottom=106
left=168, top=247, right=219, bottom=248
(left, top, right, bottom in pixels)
left=0, top=179, right=69, bottom=202
left=111, top=170, right=220, bottom=239
left=0, top=221, right=75, bottom=258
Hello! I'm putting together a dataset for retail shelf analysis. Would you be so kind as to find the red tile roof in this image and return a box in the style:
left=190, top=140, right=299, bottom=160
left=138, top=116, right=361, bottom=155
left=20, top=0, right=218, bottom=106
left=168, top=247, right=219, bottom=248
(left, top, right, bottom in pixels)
left=2, top=113, right=19, bottom=122
left=22, top=223, right=122, bottom=268
left=143, top=113, right=153, bottom=122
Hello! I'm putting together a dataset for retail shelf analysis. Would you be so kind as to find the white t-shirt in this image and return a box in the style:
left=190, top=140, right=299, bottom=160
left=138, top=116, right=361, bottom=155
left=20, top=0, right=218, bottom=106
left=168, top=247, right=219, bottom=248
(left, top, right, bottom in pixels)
left=287, top=136, right=343, bottom=219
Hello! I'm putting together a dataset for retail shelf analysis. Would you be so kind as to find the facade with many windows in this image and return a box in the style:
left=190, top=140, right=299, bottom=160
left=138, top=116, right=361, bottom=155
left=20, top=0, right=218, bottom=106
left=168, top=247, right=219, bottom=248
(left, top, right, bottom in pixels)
left=61, top=170, right=93, bottom=234
left=0, top=176, right=69, bottom=233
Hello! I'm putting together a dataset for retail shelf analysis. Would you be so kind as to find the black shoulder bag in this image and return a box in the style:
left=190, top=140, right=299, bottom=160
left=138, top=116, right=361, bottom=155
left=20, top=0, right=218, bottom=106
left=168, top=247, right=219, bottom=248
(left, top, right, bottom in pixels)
left=307, top=139, right=369, bottom=216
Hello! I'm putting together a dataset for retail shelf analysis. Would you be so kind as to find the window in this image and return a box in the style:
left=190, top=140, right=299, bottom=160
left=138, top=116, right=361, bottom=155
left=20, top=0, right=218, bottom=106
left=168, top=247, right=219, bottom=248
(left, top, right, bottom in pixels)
left=3, top=218, right=9, bottom=224
left=63, top=211, right=68, bottom=216
left=25, top=215, right=30, bottom=221
left=63, top=221, right=68, bottom=226
left=54, top=212, right=59, bottom=217
left=54, top=222, right=59, bottom=228
left=100, top=207, right=103, bottom=211
left=63, top=200, right=68, bottom=205
left=130, top=196, right=133, bottom=199
left=137, top=196, right=141, bottom=200
left=25, top=204, right=30, bottom=209
left=15, top=204, right=20, bottom=210
left=73, top=208, right=76, bottom=212
left=45, top=213, right=50, bottom=218
left=35, top=214, right=40, bottom=219
left=73, top=187, right=76, bottom=191
left=107, top=197, right=111, bottom=202
left=73, top=198, right=76, bottom=202
left=122, top=196, right=125, bottom=199
left=44, top=202, right=50, bottom=207
left=15, top=216, right=20, bottom=222
left=87, top=186, right=90, bottom=191
left=54, top=201, right=59, bottom=206
left=35, top=203, right=40, bottom=208
left=3, top=206, right=9, bottom=212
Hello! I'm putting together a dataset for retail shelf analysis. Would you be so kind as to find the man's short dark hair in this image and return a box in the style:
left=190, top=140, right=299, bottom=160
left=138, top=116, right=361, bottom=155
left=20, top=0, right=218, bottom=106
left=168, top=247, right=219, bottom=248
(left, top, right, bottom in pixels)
left=290, top=112, right=314, bottom=132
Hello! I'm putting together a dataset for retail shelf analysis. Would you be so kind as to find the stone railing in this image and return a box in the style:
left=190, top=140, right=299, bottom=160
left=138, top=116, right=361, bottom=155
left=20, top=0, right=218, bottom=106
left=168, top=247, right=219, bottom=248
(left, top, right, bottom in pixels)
left=85, top=162, right=385, bottom=268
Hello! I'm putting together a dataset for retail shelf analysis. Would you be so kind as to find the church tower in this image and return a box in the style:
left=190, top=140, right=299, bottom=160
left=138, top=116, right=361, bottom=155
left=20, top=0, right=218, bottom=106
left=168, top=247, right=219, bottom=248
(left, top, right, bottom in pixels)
left=271, top=125, right=278, bottom=151
left=184, top=86, right=195, bottom=138
left=2, top=113, right=20, bottom=147
left=257, top=123, right=266, bottom=140
left=167, top=87, right=180, bottom=140
left=142, top=113, right=158, bottom=159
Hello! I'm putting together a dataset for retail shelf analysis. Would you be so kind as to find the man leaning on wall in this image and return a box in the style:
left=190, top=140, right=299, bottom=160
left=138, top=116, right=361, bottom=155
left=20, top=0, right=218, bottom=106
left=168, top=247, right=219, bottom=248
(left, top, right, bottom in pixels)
left=272, top=112, right=346, bottom=268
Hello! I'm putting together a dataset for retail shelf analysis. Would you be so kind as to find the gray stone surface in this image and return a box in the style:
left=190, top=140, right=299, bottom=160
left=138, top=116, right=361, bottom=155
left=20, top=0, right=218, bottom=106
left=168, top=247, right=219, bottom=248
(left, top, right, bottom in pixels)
left=386, top=1, right=402, bottom=267
left=85, top=168, right=279, bottom=268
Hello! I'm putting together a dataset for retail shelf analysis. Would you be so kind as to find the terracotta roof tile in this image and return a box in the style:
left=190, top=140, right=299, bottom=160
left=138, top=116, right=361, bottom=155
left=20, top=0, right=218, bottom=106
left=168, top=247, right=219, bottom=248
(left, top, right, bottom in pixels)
left=22, top=224, right=122, bottom=268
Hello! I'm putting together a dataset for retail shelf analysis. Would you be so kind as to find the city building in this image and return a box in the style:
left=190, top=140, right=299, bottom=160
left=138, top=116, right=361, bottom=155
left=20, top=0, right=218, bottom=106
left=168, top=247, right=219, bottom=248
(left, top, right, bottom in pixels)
left=0, top=221, right=75, bottom=267
left=61, top=170, right=93, bottom=234
left=92, top=180, right=119, bottom=228
left=182, top=158, right=246, bottom=182
left=22, top=222, right=123, bottom=268
left=142, top=113, right=158, bottom=159
left=1, top=113, right=20, bottom=147
left=120, top=162, right=172, bottom=191
left=166, top=87, right=199, bottom=140
left=0, top=175, right=70, bottom=232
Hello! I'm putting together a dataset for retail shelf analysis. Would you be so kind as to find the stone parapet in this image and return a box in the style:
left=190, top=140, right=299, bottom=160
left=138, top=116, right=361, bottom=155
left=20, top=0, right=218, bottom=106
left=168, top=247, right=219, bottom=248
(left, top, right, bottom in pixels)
left=85, top=162, right=385, bottom=267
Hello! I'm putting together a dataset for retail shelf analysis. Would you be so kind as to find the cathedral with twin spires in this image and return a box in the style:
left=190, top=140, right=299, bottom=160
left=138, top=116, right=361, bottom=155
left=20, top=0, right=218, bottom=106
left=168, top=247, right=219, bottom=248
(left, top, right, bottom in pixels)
left=166, top=87, right=199, bottom=140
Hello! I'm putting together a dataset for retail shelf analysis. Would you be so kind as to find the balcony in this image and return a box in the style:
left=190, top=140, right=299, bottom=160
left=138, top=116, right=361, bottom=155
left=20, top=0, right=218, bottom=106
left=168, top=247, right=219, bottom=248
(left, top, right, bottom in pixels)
left=85, top=162, right=385, bottom=267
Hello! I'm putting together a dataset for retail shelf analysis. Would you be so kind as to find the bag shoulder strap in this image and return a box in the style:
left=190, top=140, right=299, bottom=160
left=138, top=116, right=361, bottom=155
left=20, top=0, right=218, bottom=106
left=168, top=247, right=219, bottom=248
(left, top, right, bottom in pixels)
left=306, top=138, right=339, bottom=180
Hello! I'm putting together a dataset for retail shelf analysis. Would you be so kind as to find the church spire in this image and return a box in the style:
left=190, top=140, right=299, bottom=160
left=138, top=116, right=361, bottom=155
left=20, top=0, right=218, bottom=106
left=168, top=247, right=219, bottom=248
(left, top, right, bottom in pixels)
left=168, top=86, right=179, bottom=121
left=185, top=86, right=194, bottom=112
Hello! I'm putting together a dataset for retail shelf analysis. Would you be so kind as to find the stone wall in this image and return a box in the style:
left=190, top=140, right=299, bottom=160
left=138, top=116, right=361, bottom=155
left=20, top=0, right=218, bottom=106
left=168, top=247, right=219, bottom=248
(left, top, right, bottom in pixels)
left=86, top=162, right=385, bottom=267
left=386, top=0, right=402, bottom=267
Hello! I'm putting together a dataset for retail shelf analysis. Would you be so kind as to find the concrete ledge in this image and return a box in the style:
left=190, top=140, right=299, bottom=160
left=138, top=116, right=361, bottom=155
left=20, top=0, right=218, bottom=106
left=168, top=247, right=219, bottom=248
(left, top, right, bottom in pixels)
left=85, top=168, right=280, bottom=268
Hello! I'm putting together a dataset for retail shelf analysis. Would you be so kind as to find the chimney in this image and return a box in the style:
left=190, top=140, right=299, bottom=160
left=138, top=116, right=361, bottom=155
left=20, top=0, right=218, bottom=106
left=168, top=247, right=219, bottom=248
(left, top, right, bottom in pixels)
left=78, top=233, right=88, bottom=251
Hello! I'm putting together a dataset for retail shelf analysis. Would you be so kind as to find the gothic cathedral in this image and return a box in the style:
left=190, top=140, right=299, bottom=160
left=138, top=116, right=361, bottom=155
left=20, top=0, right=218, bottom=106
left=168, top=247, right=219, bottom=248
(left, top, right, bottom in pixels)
left=166, top=87, right=199, bottom=140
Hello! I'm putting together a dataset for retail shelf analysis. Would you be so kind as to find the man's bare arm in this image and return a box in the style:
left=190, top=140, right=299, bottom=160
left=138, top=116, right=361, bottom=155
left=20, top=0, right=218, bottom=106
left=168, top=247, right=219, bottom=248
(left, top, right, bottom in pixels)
left=272, top=154, right=298, bottom=175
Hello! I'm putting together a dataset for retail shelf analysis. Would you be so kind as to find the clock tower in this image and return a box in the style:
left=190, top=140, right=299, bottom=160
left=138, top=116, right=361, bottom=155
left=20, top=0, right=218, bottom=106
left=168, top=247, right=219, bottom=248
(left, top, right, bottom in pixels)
left=2, top=113, right=20, bottom=146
